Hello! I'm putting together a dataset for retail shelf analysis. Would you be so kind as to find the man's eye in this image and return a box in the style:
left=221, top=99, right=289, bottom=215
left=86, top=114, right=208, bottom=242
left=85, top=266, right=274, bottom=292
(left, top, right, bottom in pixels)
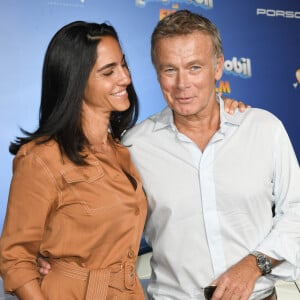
left=191, top=65, right=201, bottom=71
left=164, top=68, right=175, bottom=74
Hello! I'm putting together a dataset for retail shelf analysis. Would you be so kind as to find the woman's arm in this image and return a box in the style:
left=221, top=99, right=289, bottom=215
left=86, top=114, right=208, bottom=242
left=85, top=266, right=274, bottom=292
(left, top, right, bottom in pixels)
left=0, top=147, right=54, bottom=296
left=15, top=280, right=46, bottom=300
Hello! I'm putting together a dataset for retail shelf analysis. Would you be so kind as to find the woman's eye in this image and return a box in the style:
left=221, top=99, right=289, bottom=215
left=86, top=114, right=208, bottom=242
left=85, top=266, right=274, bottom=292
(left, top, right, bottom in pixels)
left=103, top=71, right=113, bottom=76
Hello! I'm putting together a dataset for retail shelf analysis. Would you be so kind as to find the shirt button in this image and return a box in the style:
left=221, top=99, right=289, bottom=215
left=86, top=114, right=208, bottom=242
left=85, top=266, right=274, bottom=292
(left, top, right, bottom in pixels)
left=128, top=249, right=135, bottom=258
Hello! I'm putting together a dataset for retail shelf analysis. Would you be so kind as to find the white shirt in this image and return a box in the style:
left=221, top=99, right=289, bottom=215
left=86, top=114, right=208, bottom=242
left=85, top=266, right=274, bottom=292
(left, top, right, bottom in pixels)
left=122, top=98, right=300, bottom=300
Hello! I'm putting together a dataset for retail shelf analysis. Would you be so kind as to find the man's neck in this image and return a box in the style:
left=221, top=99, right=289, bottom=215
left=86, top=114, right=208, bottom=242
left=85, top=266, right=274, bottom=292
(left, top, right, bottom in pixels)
left=174, top=103, right=220, bottom=152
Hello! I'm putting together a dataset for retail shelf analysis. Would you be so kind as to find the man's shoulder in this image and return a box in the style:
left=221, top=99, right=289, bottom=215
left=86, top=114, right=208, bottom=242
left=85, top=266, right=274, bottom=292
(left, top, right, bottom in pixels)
left=245, top=107, right=282, bottom=126
left=122, top=108, right=168, bottom=144
left=124, top=118, right=154, bottom=141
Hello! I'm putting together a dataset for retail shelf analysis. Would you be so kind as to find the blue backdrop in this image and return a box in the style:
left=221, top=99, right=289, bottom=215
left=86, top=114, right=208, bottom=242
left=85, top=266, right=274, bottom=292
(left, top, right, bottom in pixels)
left=0, top=0, right=299, bottom=233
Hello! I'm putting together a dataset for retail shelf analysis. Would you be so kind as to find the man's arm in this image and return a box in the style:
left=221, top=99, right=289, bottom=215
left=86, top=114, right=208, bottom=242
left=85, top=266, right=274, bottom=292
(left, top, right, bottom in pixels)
left=210, top=254, right=282, bottom=300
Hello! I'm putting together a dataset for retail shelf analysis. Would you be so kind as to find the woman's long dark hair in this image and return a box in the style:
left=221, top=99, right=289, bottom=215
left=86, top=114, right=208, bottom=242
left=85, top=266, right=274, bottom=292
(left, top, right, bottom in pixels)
left=9, top=21, right=139, bottom=165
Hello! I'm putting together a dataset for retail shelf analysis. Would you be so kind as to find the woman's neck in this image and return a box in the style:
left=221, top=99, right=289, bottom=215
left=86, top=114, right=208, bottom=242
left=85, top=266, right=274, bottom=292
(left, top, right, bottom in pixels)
left=81, top=102, right=111, bottom=150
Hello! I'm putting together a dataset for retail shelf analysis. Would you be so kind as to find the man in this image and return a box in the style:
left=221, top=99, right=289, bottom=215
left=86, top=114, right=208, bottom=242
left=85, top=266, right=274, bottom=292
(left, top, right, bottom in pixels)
left=122, top=10, right=300, bottom=300
left=38, top=10, right=300, bottom=300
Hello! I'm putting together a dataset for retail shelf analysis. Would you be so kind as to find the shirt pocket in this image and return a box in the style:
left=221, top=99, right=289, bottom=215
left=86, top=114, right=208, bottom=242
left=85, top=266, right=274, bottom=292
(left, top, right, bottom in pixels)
left=59, top=163, right=113, bottom=215
left=61, top=163, right=104, bottom=183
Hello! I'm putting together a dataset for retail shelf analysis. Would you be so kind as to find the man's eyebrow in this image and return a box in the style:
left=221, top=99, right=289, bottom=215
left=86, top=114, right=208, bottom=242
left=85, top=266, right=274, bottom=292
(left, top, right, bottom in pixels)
left=158, top=63, right=175, bottom=70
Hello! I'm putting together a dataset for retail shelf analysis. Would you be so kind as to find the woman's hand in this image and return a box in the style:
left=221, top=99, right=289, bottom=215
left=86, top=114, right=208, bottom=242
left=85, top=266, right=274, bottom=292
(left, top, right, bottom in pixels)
left=222, top=93, right=250, bottom=114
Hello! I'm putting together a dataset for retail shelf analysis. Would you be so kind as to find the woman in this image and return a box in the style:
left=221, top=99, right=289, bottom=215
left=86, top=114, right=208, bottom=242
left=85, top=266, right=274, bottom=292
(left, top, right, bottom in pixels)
left=0, top=21, right=147, bottom=299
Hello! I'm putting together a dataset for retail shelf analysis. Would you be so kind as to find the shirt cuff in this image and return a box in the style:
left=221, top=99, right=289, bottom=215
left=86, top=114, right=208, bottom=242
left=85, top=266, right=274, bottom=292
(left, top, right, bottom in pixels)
left=256, top=231, right=300, bottom=280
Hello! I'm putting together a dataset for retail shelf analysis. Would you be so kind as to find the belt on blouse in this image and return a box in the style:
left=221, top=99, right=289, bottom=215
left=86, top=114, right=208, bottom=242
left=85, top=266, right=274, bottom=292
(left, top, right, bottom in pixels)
left=50, top=259, right=136, bottom=300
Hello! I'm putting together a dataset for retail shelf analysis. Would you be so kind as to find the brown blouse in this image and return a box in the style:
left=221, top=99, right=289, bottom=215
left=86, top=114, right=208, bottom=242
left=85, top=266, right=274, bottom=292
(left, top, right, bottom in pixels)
left=0, top=137, right=147, bottom=299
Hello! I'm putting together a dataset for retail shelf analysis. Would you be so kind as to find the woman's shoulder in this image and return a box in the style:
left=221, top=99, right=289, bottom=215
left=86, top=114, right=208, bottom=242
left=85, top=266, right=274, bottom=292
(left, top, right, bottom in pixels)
left=15, top=138, right=63, bottom=168
left=17, top=138, right=59, bottom=156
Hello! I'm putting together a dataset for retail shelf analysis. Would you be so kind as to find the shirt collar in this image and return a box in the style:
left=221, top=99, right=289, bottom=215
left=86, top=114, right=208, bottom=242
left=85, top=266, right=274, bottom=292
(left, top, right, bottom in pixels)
left=218, top=95, right=245, bottom=135
left=219, top=94, right=245, bottom=127
left=152, top=106, right=174, bottom=132
left=152, top=94, right=247, bottom=133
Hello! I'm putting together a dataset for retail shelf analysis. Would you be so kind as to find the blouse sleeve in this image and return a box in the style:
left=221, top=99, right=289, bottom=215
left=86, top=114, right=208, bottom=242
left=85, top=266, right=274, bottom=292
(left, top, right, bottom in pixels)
left=0, top=149, right=57, bottom=292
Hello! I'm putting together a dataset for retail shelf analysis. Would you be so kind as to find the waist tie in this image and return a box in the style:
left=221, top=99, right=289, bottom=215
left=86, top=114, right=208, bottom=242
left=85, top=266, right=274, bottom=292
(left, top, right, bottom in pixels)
left=50, top=259, right=136, bottom=300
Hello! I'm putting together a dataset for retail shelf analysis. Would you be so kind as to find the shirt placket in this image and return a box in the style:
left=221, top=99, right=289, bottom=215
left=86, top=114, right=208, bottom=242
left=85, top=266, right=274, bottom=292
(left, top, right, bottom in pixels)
left=199, top=133, right=226, bottom=277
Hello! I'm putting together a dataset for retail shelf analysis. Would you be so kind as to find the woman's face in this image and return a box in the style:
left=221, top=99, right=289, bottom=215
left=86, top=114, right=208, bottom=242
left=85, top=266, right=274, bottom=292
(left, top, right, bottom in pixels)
left=83, top=36, right=131, bottom=114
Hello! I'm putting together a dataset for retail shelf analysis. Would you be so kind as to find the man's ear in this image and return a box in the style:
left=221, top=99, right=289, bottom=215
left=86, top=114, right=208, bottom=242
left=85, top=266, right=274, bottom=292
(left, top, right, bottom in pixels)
left=215, top=55, right=224, bottom=81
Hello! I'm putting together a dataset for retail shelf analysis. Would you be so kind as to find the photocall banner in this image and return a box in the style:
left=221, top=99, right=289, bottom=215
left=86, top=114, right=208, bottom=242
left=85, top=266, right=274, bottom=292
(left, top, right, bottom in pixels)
left=0, top=0, right=299, bottom=232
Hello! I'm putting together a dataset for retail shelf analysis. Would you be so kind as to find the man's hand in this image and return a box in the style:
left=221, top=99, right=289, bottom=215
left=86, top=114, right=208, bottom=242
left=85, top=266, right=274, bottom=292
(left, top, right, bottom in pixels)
left=210, top=255, right=261, bottom=300
left=37, top=256, right=51, bottom=275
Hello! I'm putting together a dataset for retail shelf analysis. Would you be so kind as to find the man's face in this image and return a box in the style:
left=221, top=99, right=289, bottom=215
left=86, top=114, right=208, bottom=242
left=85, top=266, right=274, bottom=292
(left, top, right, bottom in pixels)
left=155, top=31, right=224, bottom=120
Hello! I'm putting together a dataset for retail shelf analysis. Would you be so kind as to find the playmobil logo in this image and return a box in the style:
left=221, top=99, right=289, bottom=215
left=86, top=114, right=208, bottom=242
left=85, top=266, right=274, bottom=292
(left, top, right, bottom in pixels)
left=257, top=8, right=300, bottom=19
left=136, top=0, right=213, bottom=9
left=223, top=57, right=252, bottom=78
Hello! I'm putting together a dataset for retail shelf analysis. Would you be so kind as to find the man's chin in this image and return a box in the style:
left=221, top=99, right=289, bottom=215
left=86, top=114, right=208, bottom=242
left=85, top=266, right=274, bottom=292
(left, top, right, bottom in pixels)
left=172, top=106, right=196, bottom=117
